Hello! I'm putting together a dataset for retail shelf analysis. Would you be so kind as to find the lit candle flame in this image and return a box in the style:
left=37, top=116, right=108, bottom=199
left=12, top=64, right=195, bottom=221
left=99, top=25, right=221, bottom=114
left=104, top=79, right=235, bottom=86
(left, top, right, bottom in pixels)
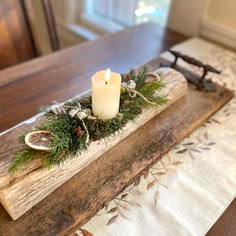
left=105, top=68, right=111, bottom=84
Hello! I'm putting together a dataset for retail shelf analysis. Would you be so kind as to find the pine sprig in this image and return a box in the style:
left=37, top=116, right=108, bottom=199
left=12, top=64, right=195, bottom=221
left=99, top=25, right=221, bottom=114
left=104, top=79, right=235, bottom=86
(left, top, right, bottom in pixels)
left=9, top=148, right=42, bottom=172
left=18, top=132, right=27, bottom=143
left=10, top=67, right=168, bottom=171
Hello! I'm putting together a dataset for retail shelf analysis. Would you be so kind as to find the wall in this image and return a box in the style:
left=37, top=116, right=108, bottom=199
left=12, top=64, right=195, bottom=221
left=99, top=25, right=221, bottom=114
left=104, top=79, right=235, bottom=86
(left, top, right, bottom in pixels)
left=200, top=0, right=236, bottom=49
left=167, top=0, right=236, bottom=49
left=207, top=0, right=236, bottom=30
left=167, top=0, right=207, bottom=36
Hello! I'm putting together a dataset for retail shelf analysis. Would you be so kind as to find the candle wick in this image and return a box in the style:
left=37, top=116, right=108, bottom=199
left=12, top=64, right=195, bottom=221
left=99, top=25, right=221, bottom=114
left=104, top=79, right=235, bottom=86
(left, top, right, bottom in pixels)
left=105, top=81, right=108, bottom=85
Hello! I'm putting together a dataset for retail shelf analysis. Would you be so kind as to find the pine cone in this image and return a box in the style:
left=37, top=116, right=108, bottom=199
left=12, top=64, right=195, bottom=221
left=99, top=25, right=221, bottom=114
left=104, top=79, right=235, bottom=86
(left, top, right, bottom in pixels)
left=137, top=108, right=142, bottom=114
left=123, top=100, right=133, bottom=105
left=123, top=73, right=130, bottom=82
left=92, top=136, right=99, bottom=141
left=80, top=98, right=91, bottom=104
left=122, top=121, right=127, bottom=127
left=75, top=126, right=84, bottom=137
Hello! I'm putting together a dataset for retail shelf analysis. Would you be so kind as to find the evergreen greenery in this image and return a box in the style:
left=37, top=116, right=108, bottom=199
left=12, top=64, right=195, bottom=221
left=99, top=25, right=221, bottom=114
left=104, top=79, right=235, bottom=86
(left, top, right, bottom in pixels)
left=9, top=67, right=167, bottom=172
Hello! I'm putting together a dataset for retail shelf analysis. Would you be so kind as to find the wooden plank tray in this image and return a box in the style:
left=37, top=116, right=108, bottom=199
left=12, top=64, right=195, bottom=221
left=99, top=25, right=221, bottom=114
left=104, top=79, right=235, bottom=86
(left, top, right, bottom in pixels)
left=0, top=66, right=187, bottom=220
left=0, top=57, right=233, bottom=236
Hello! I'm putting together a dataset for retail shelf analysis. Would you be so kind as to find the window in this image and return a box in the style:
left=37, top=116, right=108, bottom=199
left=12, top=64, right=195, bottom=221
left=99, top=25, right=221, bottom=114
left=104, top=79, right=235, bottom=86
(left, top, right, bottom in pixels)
left=82, top=0, right=172, bottom=32
left=51, top=0, right=172, bottom=48
left=135, top=0, right=172, bottom=26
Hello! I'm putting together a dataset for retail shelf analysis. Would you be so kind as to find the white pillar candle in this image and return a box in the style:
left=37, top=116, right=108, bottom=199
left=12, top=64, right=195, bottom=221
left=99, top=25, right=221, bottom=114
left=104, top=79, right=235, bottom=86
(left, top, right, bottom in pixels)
left=92, top=69, right=121, bottom=119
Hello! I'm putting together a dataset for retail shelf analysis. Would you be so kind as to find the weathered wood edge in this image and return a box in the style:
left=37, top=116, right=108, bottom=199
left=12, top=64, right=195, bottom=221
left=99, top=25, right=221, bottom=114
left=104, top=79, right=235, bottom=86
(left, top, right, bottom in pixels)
left=0, top=57, right=164, bottom=183
left=57, top=60, right=235, bottom=236
left=0, top=61, right=187, bottom=220
left=63, top=82, right=234, bottom=236
left=0, top=57, right=233, bottom=236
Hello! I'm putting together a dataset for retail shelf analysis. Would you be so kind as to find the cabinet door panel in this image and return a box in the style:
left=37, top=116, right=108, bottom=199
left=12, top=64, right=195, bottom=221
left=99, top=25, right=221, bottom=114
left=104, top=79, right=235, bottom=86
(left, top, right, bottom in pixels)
left=0, top=0, right=36, bottom=70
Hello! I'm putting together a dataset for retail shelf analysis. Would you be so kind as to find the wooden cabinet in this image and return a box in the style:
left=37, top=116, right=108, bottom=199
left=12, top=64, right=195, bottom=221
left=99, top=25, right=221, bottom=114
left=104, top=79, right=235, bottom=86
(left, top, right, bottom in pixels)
left=0, top=0, right=36, bottom=70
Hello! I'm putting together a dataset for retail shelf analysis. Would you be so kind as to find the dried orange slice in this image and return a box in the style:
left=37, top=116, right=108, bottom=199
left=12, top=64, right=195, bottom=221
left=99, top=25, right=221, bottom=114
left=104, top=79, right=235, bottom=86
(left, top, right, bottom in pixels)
left=25, top=131, right=53, bottom=151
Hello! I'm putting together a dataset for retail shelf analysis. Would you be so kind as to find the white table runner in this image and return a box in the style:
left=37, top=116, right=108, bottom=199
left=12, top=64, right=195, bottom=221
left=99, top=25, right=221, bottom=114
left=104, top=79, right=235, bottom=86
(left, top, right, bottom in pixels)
left=76, top=38, right=236, bottom=236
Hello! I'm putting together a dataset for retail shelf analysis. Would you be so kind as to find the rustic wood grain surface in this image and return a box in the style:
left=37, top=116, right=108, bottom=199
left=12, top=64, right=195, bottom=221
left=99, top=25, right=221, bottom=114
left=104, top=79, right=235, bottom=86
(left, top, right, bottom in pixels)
left=0, top=57, right=233, bottom=235
left=0, top=66, right=187, bottom=220
left=0, top=23, right=235, bottom=235
left=206, top=198, right=236, bottom=236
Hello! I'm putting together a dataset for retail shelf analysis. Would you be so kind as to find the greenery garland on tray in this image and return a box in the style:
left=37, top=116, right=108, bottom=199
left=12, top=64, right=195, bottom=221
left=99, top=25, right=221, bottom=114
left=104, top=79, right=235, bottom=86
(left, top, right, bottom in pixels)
left=9, top=67, right=168, bottom=172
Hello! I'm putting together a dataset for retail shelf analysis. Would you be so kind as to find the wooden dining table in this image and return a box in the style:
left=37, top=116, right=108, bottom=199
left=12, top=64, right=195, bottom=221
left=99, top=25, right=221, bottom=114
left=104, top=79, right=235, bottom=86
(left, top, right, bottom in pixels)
left=0, top=22, right=235, bottom=235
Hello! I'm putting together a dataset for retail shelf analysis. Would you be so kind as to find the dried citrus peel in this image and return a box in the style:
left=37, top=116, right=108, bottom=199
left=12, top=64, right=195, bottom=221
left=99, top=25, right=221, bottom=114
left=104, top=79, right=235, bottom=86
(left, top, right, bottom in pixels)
left=24, top=131, right=53, bottom=151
